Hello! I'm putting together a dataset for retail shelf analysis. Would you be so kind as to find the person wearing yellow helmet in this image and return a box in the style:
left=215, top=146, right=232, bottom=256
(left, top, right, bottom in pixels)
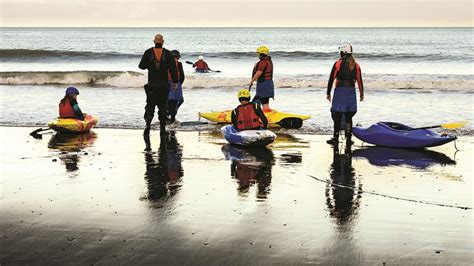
left=231, top=89, right=268, bottom=131
left=248, top=45, right=274, bottom=110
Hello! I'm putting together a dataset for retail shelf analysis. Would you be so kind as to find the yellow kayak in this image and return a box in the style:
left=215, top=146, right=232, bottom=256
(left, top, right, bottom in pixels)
left=199, top=109, right=311, bottom=127
left=48, top=114, right=98, bottom=133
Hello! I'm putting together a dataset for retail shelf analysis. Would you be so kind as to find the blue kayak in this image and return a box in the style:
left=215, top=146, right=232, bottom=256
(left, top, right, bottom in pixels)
left=352, top=122, right=456, bottom=148
left=221, top=125, right=276, bottom=147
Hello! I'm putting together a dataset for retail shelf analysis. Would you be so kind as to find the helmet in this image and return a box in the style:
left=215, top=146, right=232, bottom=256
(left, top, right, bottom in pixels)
left=338, top=43, right=353, bottom=54
left=171, top=50, right=181, bottom=58
left=256, top=45, right=269, bottom=55
left=237, top=89, right=251, bottom=99
left=65, top=86, right=79, bottom=95
left=198, top=55, right=204, bottom=60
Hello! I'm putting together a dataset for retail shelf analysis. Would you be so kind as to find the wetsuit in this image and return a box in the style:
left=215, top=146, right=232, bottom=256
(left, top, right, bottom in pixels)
left=139, top=43, right=178, bottom=129
left=327, top=55, right=364, bottom=139
left=252, top=56, right=274, bottom=105
left=168, top=61, right=185, bottom=122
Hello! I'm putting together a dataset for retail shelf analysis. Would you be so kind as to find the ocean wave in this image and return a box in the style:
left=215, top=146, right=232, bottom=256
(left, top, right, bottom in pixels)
left=0, top=49, right=469, bottom=62
left=1, top=71, right=473, bottom=91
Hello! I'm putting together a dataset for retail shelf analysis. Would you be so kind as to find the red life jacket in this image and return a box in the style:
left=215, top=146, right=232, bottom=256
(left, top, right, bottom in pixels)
left=252, top=57, right=273, bottom=82
left=59, top=98, right=75, bottom=118
left=194, top=60, right=208, bottom=71
left=236, top=103, right=263, bottom=130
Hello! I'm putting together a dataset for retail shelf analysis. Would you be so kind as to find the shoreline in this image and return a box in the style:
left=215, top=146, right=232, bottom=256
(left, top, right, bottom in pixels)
left=1, top=126, right=472, bottom=264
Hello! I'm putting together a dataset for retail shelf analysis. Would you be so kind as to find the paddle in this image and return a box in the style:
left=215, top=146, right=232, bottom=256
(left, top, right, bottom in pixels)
left=181, top=117, right=303, bottom=129
left=412, top=121, right=467, bottom=130
left=270, top=117, right=303, bottom=129
left=185, top=61, right=221, bottom=72
left=29, top=128, right=53, bottom=139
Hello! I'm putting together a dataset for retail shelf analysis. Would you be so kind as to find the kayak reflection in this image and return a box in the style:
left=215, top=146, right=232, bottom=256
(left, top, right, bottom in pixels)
left=353, top=146, right=456, bottom=169
left=143, top=132, right=184, bottom=204
left=48, top=132, right=97, bottom=172
left=222, top=144, right=274, bottom=199
left=326, top=146, right=362, bottom=228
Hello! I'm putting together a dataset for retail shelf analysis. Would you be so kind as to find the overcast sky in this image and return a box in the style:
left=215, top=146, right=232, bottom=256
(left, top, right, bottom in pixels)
left=1, top=0, right=472, bottom=27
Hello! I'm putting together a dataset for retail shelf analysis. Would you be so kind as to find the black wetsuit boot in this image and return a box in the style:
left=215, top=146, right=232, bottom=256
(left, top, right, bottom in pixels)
left=326, top=133, right=339, bottom=145
left=345, top=130, right=354, bottom=146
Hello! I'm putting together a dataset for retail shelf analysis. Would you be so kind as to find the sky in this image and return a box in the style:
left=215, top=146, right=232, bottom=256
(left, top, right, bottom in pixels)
left=1, top=0, right=472, bottom=27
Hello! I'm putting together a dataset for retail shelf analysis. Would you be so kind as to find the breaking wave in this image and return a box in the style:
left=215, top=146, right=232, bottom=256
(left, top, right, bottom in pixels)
left=1, top=71, right=473, bottom=91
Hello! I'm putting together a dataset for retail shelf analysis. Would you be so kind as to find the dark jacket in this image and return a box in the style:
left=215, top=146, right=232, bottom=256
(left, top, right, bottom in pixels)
left=139, top=44, right=178, bottom=87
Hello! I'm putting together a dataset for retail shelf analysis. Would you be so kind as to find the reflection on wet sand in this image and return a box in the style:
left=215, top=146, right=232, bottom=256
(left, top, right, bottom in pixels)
left=323, top=145, right=364, bottom=264
left=222, top=144, right=274, bottom=199
left=48, top=132, right=97, bottom=171
left=326, top=145, right=362, bottom=228
left=353, top=146, right=456, bottom=169
left=143, top=132, right=183, bottom=204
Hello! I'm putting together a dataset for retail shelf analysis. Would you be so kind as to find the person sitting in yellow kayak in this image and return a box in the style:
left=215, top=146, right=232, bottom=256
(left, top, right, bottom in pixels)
left=231, top=89, right=268, bottom=131
left=58, top=87, right=84, bottom=120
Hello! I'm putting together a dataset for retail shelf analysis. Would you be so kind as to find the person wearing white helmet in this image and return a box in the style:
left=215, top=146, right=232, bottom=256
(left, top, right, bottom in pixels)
left=248, top=45, right=274, bottom=110
left=326, top=43, right=364, bottom=145
left=192, top=55, right=211, bottom=72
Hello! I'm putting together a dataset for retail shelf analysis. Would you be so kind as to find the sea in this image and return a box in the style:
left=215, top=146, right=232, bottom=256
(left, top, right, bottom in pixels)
left=0, top=27, right=473, bottom=133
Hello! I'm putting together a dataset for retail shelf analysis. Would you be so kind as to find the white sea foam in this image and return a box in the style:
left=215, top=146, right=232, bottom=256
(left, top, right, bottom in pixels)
left=1, top=71, right=473, bottom=91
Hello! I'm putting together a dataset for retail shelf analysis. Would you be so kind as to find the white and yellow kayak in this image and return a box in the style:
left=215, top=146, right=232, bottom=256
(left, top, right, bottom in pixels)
left=199, top=109, right=311, bottom=128
left=48, top=114, right=98, bottom=133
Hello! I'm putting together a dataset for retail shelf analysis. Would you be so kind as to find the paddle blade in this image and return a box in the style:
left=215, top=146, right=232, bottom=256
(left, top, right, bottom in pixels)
left=185, top=61, right=194, bottom=65
left=441, top=121, right=467, bottom=130
left=276, top=118, right=303, bottom=129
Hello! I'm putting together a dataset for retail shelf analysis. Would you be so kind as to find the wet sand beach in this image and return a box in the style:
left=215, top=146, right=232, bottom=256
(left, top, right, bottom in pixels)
left=1, top=127, right=472, bottom=265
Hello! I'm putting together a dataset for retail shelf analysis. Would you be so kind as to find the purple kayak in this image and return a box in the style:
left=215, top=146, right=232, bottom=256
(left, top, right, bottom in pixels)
left=352, top=122, right=456, bottom=148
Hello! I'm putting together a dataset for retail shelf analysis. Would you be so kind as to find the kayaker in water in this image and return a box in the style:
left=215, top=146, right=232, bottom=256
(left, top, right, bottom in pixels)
left=231, top=89, right=268, bottom=131
left=192, top=55, right=211, bottom=72
left=139, top=33, right=178, bottom=136
left=167, top=50, right=185, bottom=124
left=248, top=45, right=274, bottom=111
left=326, top=43, right=364, bottom=145
left=58, top=87, right=85, bottom=121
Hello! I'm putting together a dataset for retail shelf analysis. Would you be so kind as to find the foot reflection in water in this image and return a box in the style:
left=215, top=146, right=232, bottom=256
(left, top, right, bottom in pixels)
left=326, top=145, right=362, bottom=229
left=48, top=132, right=97, bottom=172
left=143, top=132, right=183, bottom=204
left=222, top=144, right=274, bottom=199
left=323, top=145, right=364, bottom=264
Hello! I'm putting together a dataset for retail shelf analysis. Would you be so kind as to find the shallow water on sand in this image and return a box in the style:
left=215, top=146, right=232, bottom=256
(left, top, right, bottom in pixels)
left=1, top=85, right=473, bottom=135
left=1, top=127, right=472, bottom=264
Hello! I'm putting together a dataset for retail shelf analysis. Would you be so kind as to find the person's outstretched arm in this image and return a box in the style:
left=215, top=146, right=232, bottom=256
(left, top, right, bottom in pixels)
left=139, top=49, right=151, bottom=70
left=356, top=63, right=364, bottom=101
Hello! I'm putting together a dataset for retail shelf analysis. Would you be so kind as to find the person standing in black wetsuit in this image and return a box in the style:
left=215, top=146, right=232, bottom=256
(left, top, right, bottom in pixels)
left=326, top=43, right=364, bottom=145
left=139, top=33, right=178, bottom=135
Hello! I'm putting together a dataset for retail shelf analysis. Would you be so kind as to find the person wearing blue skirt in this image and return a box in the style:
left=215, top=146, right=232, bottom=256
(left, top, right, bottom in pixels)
left=326, top=44, right=364, bottom=145
left=168, top=50, right=185, bottom=124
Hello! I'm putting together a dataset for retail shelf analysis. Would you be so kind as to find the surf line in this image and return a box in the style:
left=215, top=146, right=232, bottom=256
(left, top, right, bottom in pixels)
left=307, top=174, right=472, bottom=210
